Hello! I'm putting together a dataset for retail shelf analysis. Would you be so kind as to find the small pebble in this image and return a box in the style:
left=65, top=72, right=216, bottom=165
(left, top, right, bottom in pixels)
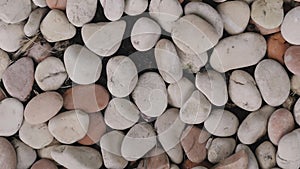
left=281, top=6, right=300, bottom=45
left=208, top=138, right=236, bottom=163
left=100, top=0, right=125, bottom=21
left=124, top=0, right=148, bottom=16
left=0, top=137, right=17, bottom=169
left=0, top=0, right=31, bottom=24
left=31, top=159, right=58, bottom=169
left=255, top=141, right=276, bottom=169
left=235, top=144, right=259, bottom=169
left=11, top=138, right=37, bottom=169
left=24, top=8, right=48, bottom=37
left=267, top=32, right=289, bottom=64
left=0, top=21, right=25, bottom=52
left=212, top=150, right=249, bottom=169
left=46, top=0, right=67, bottom=10
left=284, top=46, right=300, bottom=75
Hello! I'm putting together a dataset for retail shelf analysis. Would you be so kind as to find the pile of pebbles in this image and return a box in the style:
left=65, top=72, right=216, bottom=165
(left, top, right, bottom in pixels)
left=0, top=0, right=300, bottom=169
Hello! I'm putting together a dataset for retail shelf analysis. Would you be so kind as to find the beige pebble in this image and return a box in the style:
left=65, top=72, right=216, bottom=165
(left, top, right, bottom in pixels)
left=0, top=0, right=31, bottom=24
left=0, top=21, right=25, bottom=52
left=284, top=46, right=300, bottom=75
left=0, top=49, right=10, bottom=80
left=125, top=0, right=148, bottom=16
left=100, top=0, right=124, bottom=21
left=208, top=138, right=236, bottom=163
left=48, top=110, right=89, bottom=144
left=24, top=8, right=48, bottom=37
left=19, top=121, right=53, bottom=149
left=212, top=150, right=249, bottom=169
left=31, top=159, right=58, bottom=169
left=0, top=98, right=24, bottom=136
left=26, top=41, right=52, bottom=63
left=11, top=138, right=37, bottom=169
left=0, top=137, right=17, bottom=169
left=255, top=141, right=276, bottom=169
left=281, top=6, right=300, bottom=45
left=144, top=147, right=170, bottom=169
left=46, top=0, right=67, bottom=10
left=235, top=144, right=259, bottom=169
left=37, top=144, right=60, bottom=160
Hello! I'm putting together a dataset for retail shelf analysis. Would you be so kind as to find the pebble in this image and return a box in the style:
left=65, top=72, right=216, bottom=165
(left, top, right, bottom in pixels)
left=172, top=14, right=219, bottom=55
left=64, top=44, right=102, bottom=85
left=195, top=70, right=228, bottom=106
left=66, top=0, right=97, bottom=27
left=168, top=77, right=195, bottom=108
left=63, top=84, right=109, bottom=113
left=40, top=9, right=76, bottom=42
left=107, top=55, right=138, bottom=97
left=24, top=92, right=63, bottom=124
left=46, top=0, right=67, bottom=10
left=0, top=0, right=31, bottom=24
left=26, top=41, right=52, bottom=63
left=210, top=32, right=266, bottom=72
left=19, top=121, right=53, bottom=149
left=81, top=21, right=126, bottom=57
left=35, top=57, right=67, bottom=91
left=155, top=108, right=186, bottom=164
left=132, top=72, right=168, bottom=117
left=0, top=137, right=17, bottom=169
left=281, top=6, right=300, bottom=45
left=251, top=0, right=284, bottom=29
left=51, top=145, right=102, bottom=169
left=268, top=108, right=295, bottom=145
left=212, top=150, right=249, bottom=169
left=124, top=0, right=148, bottom=16
left=78, top=112, right=106, bottom=145
left=267, top=32, right=289, bottom=64
left=0, top=21, right=25, bottom=52
left=181, top=126, right=210, bottom=163
left=155, top=39, right=183, bottom=83
left=208, top=138, right=236, bottom=163
left=180, top=90, right=212, bottom=124
left=0, top=49, right=10, bottom=81
left=204, top=109, right=239, bottom=137
left=24, top=8, right=48, bottom=37
left=235, top=144, right=259, bottom=169
left=149, top=0, right=183, bottom=32
left=185, top=2, right=223, bottom=38
left=255, top=141, right=276, bottom=169
left=104, top=98, right=140, bottom=130
left=131, top=17, right=161, bottom=52
left=292, top=75, right=300, bottom=95
left=255, top=59, right=290, bottom=106
left=284, top=46, right=300, bottom=75
left=32, top=0, right=47, bottom=7
left=100, top=131, right=128, bottom=169
left=100, top=0, right=125, bottom=21
left=121, top=123, right=156, bottom=161
left=144, top=147, right=170, bottom=169
left=238, top=105, right=275, bottom=145
left=31, top=159, right=58, bottom=169
left=11, top=138, right=37, bottom=169
left=217, top=1, right=250, bottom=35
left=229, top=70, right=262, bottom=111
left=251, top=19, right=281, bottom=35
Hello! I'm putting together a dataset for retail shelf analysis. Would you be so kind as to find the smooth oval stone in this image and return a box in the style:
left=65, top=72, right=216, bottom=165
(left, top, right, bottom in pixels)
left=51, top=145, right=102, bottom=169
left=149, top=0, right=183, bottom=32
left=181, top=126, right=210, bottom=163
left=105, top=98, right=140, bottom=130
left=3, top=57, right=34, bottom=101
left=236, top=144, right=259, bottom=169
left=132, top=72, right=168, bottom=117
left=48, top=110, right=89, bottom=144
left=32, top=0, right=47, bottom=7
left=31, top=159, right=58, bottom=169
left=255, top=141, right=276, bottom=169
left=155, top=108, right=185, bottom=164
left=78, top=112, right=106, bottom=145
left=255, top=59, right=290, bottom=106
left=125, top=0, right=148, bottom=16
left=100, top=131, right=128, bottom=169
left=238, top=105, right=275, bottom=145
left=107, top=55, right=138, bottom=97
left=144, top=147, right=170, bottom=169
left=185, top=2, right=223, bottom=38
left=217, top=1, right=250, bottom=35
left=212, top=150, right=249, bottom=169
left=172, top=14, right=219, bottom=55
left=25, top=92, right=63, bottom=124
left=0, top=137, right=17, bottom=169
left=24, top=8, right=48, bottom=37
left=281, top=6, right=300, bottom=45
left=204, top=109, right=239, bottom=137
left=27, top=41, right=52, bottom=63
left=11, top=138, right=37, bottom=169
left=168, top=77, right=195, bottom=108
left=64, top=44, right=102, bottom=85
left=210, top=32, right=266, bottom=72
left=229, top=70, right=262, bottom=111
left=284, top=46, right=300, bottom=75
left=292, top=75, right=300, bottom=96
left=82, top=21, right=126, bottom=57
left=66, top=0, right=97, bottom=27
left=155, top=39, right=183, bottom=83
left=35, top=57, right=67, bottom=91
left=0, top=98, right=23, bottom=136
left=100, top=0, right=124, bottom=21
left=294, top=98, right=300, bottom=125
left=0, top=21, right=25, bottom=52
left=180, top=90, right=212, bottom=124
left=251, top=0, right=283, bottom=29
left=0, top=0, right=31, bottom=23
left=131, top=17, right=161, bottom=52
left=121, top=123, right=156, bottom=161
left=19, top=121, right=53, bottom=149
left=195, top=70, right=228, bottom=106
left=40, top=9, right=76, bottom=42
left=0, top=49, right=10, bottom=80
left=46, top=0, right=67, bottom=10
left=63, top=84, right=109, bottom=113
left=268, top=108, right=295, bottom=145
left=208, top=138, right=236, bottom=163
